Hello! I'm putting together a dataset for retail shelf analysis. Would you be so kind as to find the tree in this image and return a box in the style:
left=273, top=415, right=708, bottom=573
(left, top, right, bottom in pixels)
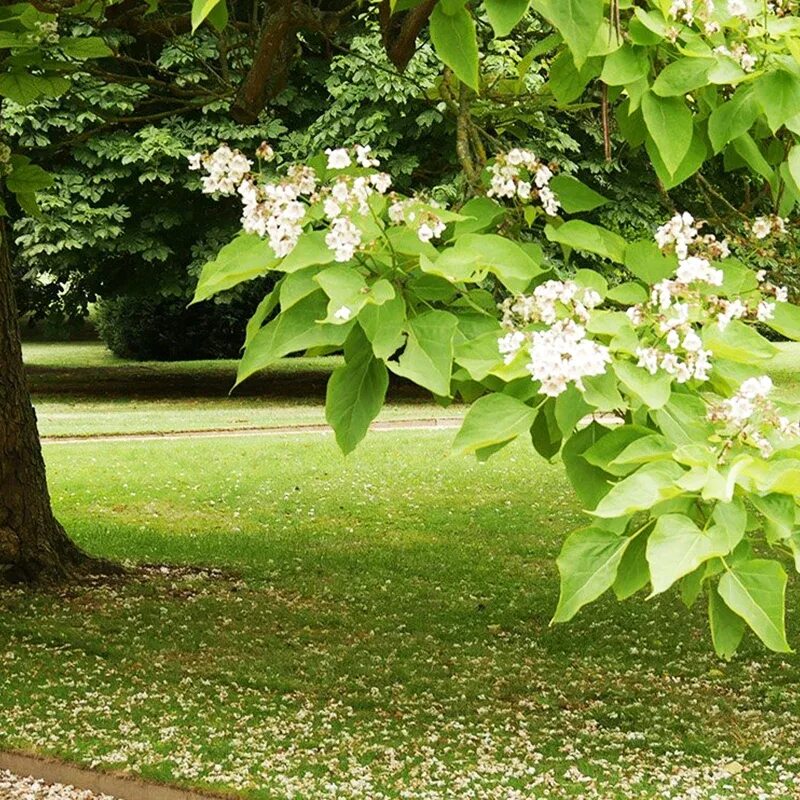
left=193, top=0, right=800, bottom=658
left=0, top=1, right=114, bottom=580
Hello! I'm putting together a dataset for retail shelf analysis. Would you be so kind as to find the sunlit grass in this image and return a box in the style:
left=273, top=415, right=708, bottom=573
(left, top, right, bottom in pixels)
left=1, top=432, right=799, bottom=798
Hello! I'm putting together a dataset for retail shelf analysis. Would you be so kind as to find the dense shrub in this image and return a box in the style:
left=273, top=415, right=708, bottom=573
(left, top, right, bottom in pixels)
left=95, top=285, right=267, bottom=361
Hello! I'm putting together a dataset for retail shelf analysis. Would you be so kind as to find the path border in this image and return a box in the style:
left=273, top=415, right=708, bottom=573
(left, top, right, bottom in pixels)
left=0, top=750, right=233, bottom=800
left=40, top=417, right=464, bottom=445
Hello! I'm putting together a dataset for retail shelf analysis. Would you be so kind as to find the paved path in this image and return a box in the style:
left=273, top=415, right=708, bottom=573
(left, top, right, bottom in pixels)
left=0, top=753, right=227, bottom=800
left=0, top=769, right=118, bottom=800
left=40, top=417, right=464, bottom=445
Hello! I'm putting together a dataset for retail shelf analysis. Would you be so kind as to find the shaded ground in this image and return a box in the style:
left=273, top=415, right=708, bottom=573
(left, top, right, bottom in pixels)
left=23, top=343, right=425, bottom=400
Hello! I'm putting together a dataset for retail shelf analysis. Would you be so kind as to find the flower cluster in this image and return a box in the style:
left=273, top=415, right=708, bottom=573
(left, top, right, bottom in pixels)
left=499, top=281, right=610, bottom=397
left=388, top=199, right=446, bottom=243
left=237, top=166, right=316, bottom=256
left=189, top=145, right=253, bottom=196
left=189, top=143, right=457, bottom=263
left=752, top=215, right=787, bottom=241
left=714, top=42, right=757, bottom=71
left=487, top=149, right=560, bottom=217
left=709, top=375, right=800, bottom=458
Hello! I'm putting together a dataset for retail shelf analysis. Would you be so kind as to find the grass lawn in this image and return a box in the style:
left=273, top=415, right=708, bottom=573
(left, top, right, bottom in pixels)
left=1, top=431, right=799, bottom=799
left=24, top=342, right=460, bottom=437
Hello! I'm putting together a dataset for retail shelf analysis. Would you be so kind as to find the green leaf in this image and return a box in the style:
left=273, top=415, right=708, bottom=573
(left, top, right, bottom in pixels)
left=530, top=399, right=562, bottom=460
left=641, top=92, right=693, bottom=176
left=193, top=234, right=279, bottom=303
left=191, top=0, right=223, bottom=31
left=731, top=134, right=774, bottom=183
left=237, top=292, right=351, bottom=384
left=279, top=231, right=335, bottom=273
left=754, top=68, right=800, bottom=133
left=429, top=3, right=480, bottom=90
left=6, top=156, right=52, bottom=194
left=614, top=361, right=672, bottom=409
left=547, top=50, right=600, bottom=104
left=326, top=328, right=389, bottom=455
left=703, top=320, right=778, bottom=363
left=709, top=585, right=746, bottom=660
left=359, top=294, right=407, bottom=360
left=654, top=393, right=714, bottom=445
left=765, top=301, right=800, bottom=341
left=708, top=88, right=759, bottom=154
left=647, top=513, right=741, bottom=595
left=315, top=265, right=371, bottom=323
left=583, top=425, right=654, bottom=475
left=540, top=383, right=580, bottom=431
left=562, top=422, right=614, bottom=507
left=548, top=175, right=608, bottom=213
left=484, top=0, right=530, bottom=37
left=422, top=233, right=543, bottom=293
left=0, top=72, right=69, bottom=105
left=788, top=146, right=800, bottom=196
left=652, top=57, right=713, bottom=97
left=244, top=287, right=280, bottom=349
left=533, top=0, right=604, bottom=68
left=647, top=125, right=708, bottom=189
left=624, top=240, right=677, bottom=284
left=553, top=527, right=631, bottom=622
left=389, top=310, right=458, bottom=396
left=545, top=220, right=627, bottom=263
left=59, top=36, right=112, bottom=59
left=718, top=560, right=791, bottom=653
left=606, top=282, right=648, bottom=305
left=611, top=435, right=674, bottom=469
left=751, top=493, right=796, bottom=543
left=452, top=196, right=506, bottom=236
left=613, top=531, right=650, bottom=600
left=600, top=44, right=649, bottom=86
left=453, top=392, right=537, bottom=456
left=593, top=462, right=685, bottom=518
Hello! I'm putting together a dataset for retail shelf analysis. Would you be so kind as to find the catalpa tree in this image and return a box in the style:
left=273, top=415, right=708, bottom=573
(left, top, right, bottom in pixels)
left=192, top=0, right=800, bottom=658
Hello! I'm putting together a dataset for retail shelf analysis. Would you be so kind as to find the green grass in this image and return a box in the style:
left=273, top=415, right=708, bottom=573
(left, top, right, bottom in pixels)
left=1, top=432, right=799, bottom=798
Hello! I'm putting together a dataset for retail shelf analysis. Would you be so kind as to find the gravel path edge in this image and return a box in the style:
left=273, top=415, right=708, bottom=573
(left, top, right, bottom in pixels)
left=0, top=752, right=233, bottom=800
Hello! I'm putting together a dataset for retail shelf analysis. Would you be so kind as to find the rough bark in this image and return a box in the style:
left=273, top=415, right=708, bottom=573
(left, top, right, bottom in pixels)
left=231, top=1, right=341, bottom=124
left=0, top=219, right=87, bottom=582
left=379, top=0, right=437, bottom=72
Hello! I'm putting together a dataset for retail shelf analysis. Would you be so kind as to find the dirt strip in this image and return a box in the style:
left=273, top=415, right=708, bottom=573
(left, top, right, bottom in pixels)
left=0, top=752, right=232, bottom=800
left=39, top=417, right=464, bottom=445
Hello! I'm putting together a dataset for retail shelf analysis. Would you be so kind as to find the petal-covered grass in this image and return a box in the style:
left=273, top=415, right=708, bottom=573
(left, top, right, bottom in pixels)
left=1, top=431, right=799, bottom=799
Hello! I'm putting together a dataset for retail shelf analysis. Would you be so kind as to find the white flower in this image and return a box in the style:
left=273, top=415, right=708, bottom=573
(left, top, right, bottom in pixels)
left=355, top=144, right=380, bottom=169
left=370, top=173, right=392, bottom=193
left=752, top=217, right=772, bottom=240
left=194, top=145, right=252, bottom=196
left=675, top=256, right=723, bottom=286
left=666, top=329, right=681, bottom=350
left=334, top=306, right=352, bottom=321
left=740, top=375, right=773, bottom=399
left=325, top=217, right=361, bottom=262
left=637, top=347, right=660, bottom=375
left=727, top=0, right=748, bottom=16
left=757, top=301, right=776, bottom=322
left=326, top=148, right=352, bottom=169
left=539, top=185, right=561, bottom=216
left=776, top=286, right=789, bottom=303
left=498, top=331, right=526, bottom=364
left=717, top=298, right=747, bottom=330
left=526, top=320, right=611, bottom=397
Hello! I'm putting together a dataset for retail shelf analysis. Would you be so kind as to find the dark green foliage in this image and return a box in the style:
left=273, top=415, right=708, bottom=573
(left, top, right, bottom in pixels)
left=95, top=281, right=270, bottom=361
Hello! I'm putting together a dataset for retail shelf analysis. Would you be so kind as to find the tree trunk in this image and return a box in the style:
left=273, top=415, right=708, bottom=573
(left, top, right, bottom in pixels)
left=0, top=219, right=87, bottom=582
